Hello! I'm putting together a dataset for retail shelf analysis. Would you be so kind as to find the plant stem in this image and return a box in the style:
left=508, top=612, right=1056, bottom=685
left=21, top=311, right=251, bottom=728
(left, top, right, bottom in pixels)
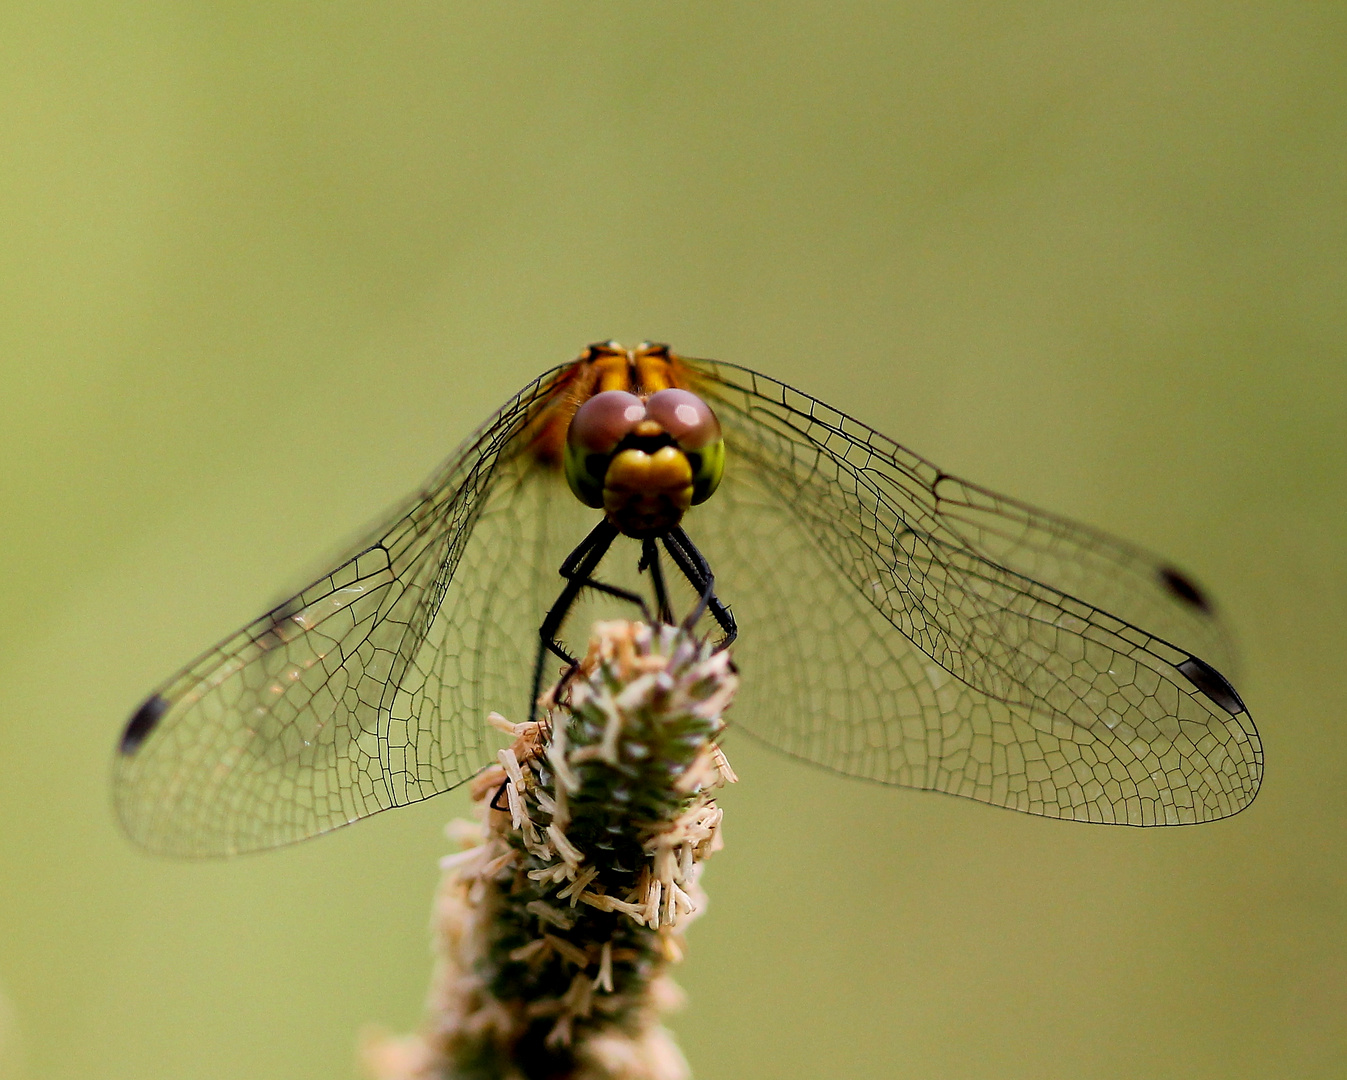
left=363, top=620, right=737, bottom=1080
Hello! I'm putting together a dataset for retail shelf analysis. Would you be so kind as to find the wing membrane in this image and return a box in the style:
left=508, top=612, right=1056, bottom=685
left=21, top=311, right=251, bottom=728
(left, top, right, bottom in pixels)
left=684, top=356, right=1262, bottom=823
left=113, top=365, right=573, bottom=855
left=932, top=475, right=1235, bottom=676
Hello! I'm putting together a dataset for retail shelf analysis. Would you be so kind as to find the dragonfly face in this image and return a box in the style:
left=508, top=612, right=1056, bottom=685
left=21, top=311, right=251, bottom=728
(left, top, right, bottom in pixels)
left=561, top=348, right=725, bottom=538
left=114, top=342, right=1263, bottom=856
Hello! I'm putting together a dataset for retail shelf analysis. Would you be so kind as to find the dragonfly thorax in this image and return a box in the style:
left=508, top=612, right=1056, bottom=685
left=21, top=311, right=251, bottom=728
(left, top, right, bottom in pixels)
left=564, top=386, right=725, bottom=538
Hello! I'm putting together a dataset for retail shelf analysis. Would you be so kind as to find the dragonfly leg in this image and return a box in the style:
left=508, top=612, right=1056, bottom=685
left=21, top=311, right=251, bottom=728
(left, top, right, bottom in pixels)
left=662, top=527, right=737, bottom=649
left=557, top=519, right=651, bottom=619
left=639, top=537, right=675, bottom=624
left=531, top=520, right=619, bottom=720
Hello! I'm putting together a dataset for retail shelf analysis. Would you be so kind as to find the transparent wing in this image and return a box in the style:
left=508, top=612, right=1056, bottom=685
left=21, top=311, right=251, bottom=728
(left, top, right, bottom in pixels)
left=929, top=475, right=1236, bottom=677
left=113, top=364, right=578, bottom=856
left=684, top=357, right=1262, bottom=824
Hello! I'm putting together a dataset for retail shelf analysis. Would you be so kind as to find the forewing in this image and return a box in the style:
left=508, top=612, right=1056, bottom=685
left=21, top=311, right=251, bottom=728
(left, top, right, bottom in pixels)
left=930, top=476, right=1236, bottom=676
left=113, top=365, right=574, bottom=856
left=684, top=357, right=1262, bottom=823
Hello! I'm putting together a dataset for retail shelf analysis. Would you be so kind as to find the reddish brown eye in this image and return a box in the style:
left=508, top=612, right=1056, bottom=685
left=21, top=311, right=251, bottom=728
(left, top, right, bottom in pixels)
left=567, top=390, right=646, bottom=455
left=644, top=389, right=720, bottom=450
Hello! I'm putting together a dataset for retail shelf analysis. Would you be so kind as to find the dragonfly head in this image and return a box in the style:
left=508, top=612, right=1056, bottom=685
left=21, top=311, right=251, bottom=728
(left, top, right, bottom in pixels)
left=565, top=387, right=725, bottom=537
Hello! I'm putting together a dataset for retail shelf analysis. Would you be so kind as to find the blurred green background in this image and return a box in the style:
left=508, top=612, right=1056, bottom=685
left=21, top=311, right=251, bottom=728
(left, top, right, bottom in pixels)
left=1, top=4, right=1344, bottom=1078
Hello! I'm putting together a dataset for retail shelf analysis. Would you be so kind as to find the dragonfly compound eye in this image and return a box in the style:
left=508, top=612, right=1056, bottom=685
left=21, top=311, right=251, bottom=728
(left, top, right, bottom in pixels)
left=644, top=389, right=724, bottom=505
left=565, top=390, right=646, bottom=507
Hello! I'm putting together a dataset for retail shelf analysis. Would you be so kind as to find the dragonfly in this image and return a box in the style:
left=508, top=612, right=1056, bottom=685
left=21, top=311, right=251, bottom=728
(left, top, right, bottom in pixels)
left=114, top=342, right=1262, bottom=856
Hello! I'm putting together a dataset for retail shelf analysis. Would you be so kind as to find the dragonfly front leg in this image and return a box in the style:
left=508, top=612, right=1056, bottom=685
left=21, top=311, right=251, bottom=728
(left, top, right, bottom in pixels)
left=639, top=536, right=675, bottom=624
left=662, top=526, right=737, bottom=649
left=530, top=520, right=618, bottom=720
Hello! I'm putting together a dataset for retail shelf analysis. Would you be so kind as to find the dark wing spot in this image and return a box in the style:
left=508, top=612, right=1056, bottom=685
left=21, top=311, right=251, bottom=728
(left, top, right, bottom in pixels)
left=1177, top=657, right=1246, bottom=716
left=120, top=694, right=169, bottom=755
left=1158, top=565, right=1212, bottom=613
